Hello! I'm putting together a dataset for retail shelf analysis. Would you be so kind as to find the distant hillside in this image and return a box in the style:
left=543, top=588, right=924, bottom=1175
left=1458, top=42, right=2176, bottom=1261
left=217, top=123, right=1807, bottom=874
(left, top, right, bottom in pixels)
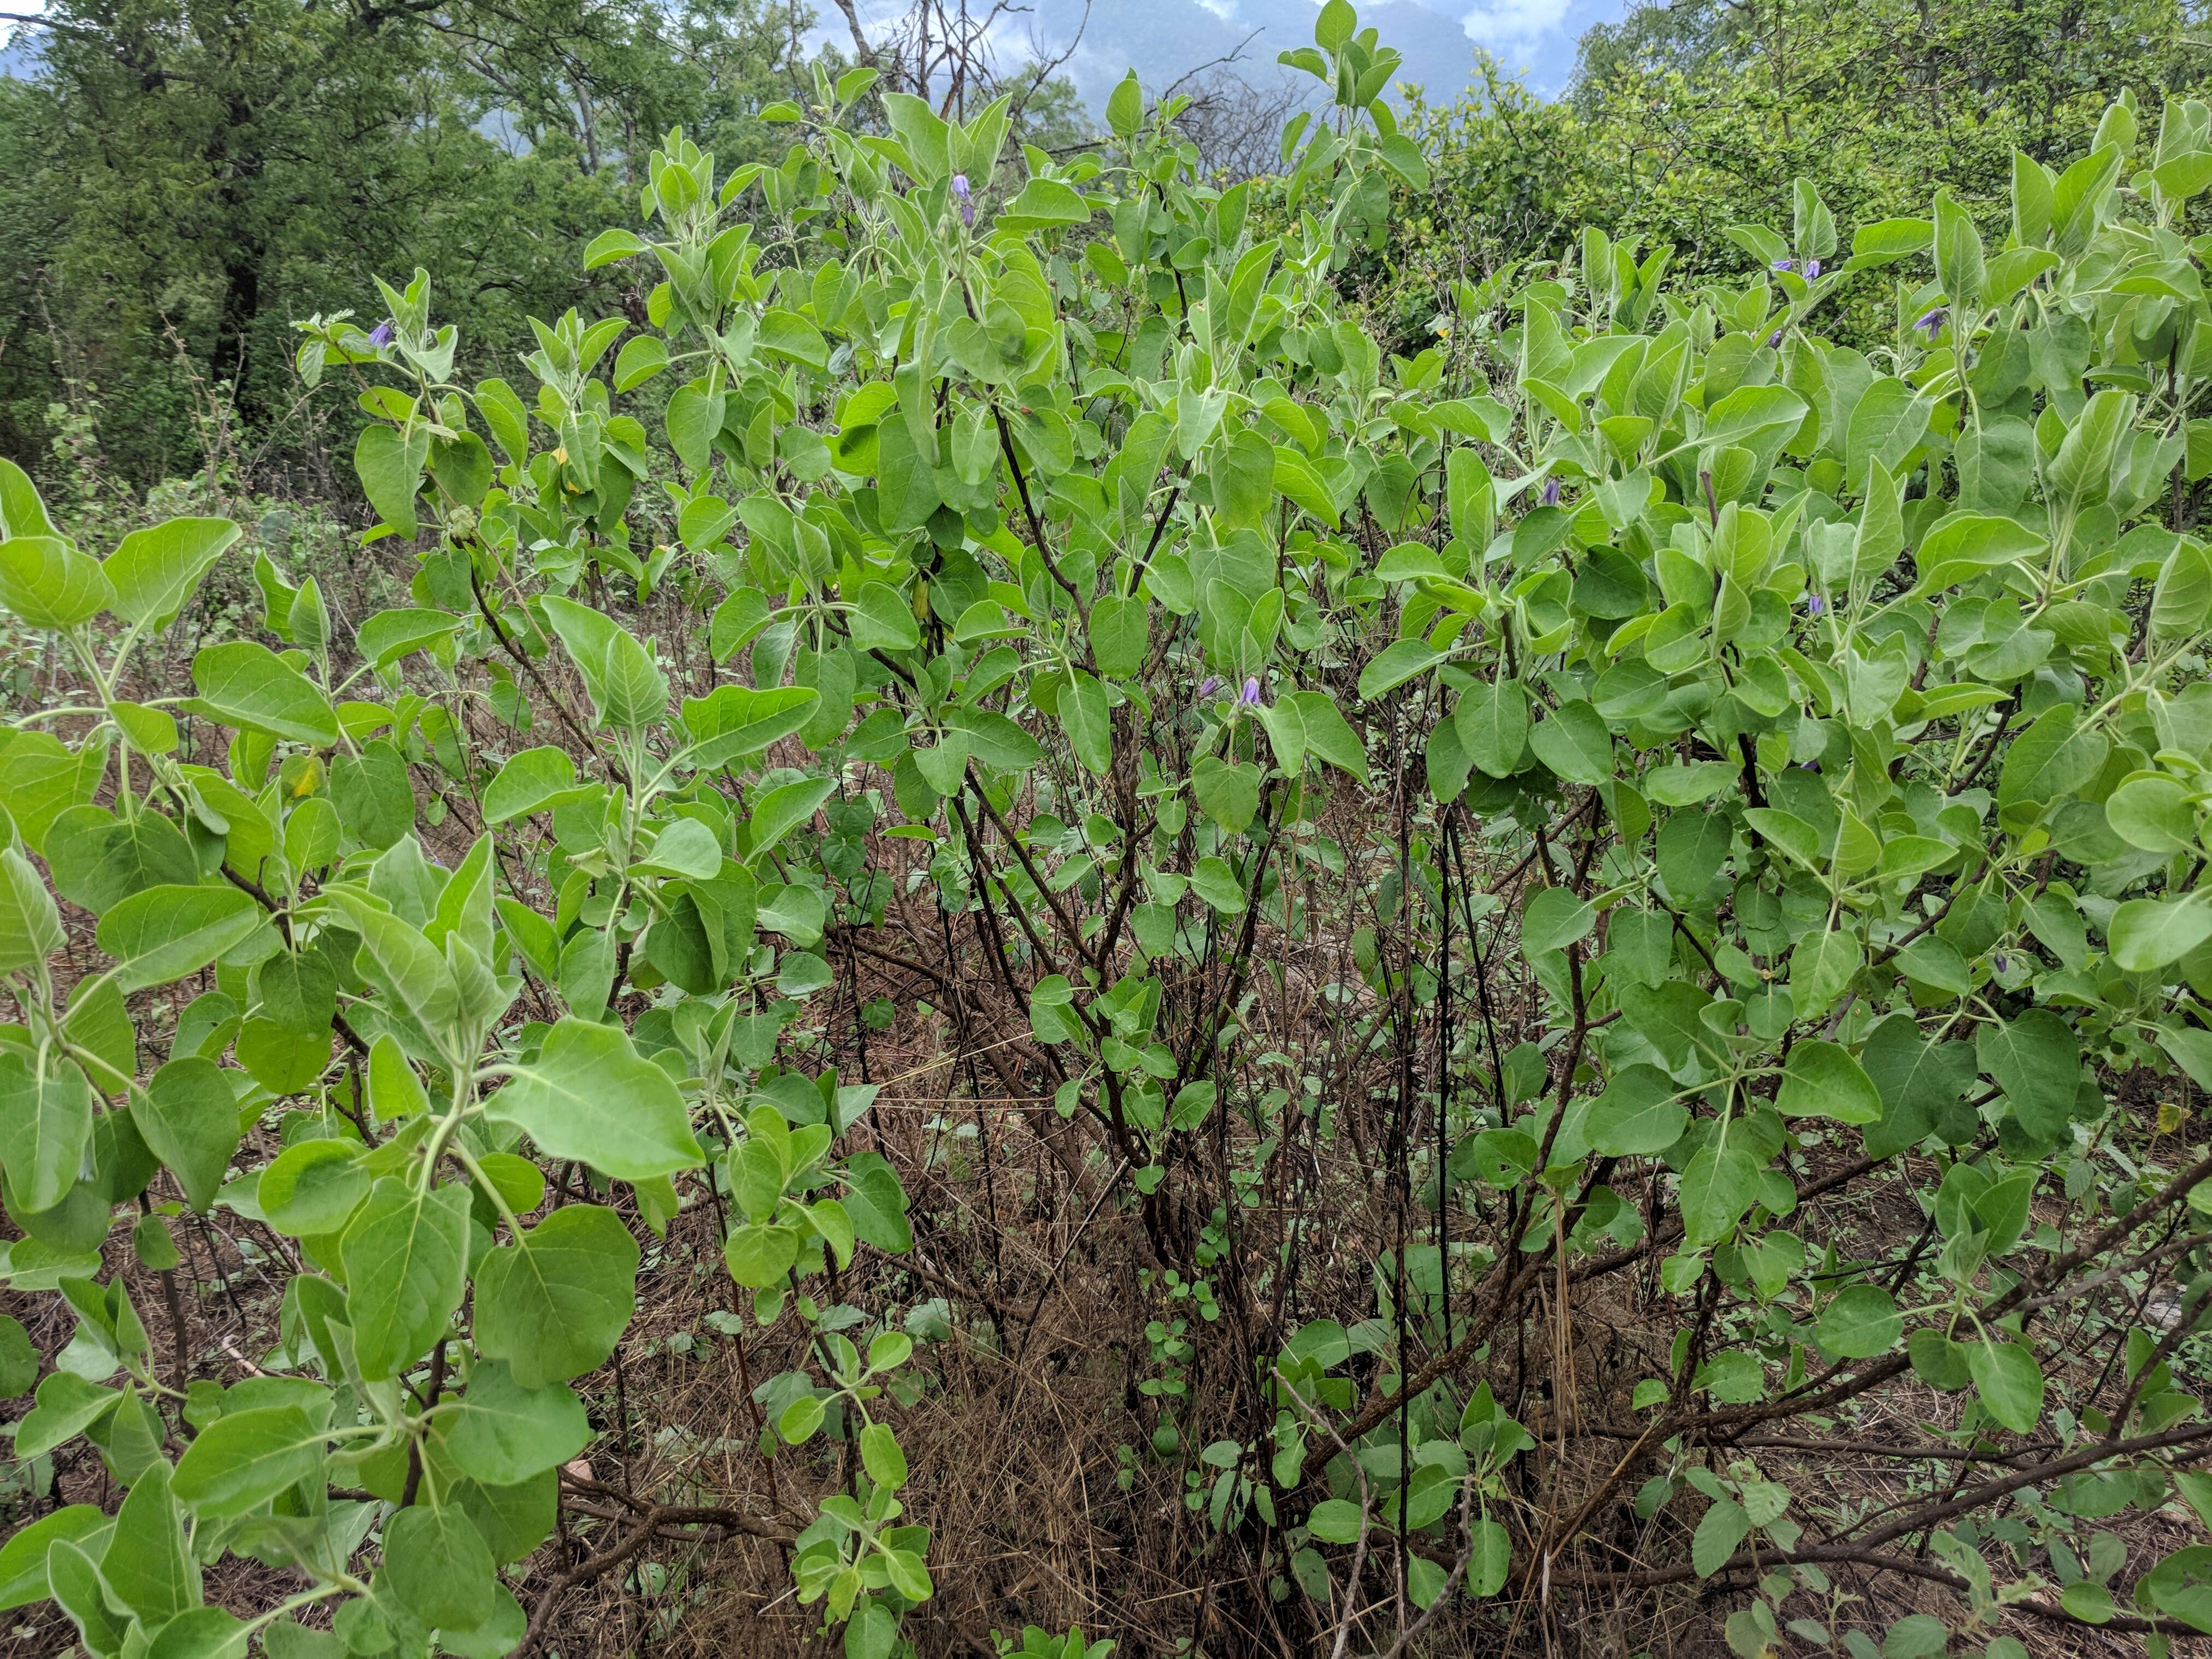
left=1015, top=0, right=1486, bottom=107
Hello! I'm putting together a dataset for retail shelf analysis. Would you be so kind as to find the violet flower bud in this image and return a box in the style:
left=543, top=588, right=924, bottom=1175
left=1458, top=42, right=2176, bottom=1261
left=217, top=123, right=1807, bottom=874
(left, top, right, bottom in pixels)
left=1197, top=675, right=1220, bottom=698
left=951, top=173, right=974, bottom=228
left=1767, top=329, right=1784, bottom=348
left=1542, top=476, right=1561, bottom=508
left=1771, top=258, right=1795, bottom=273
left=1807, top=593, right=1824, bottom=616
left=1804, top=258, right=1821, bottom=280
left=368, top=320, right=394, bottom=348
left=1240, top=676, right=1261, bottom=707
left=1914, top=306, right=1948, bottom=337
left=1993, top=954, right=2009, bottom=974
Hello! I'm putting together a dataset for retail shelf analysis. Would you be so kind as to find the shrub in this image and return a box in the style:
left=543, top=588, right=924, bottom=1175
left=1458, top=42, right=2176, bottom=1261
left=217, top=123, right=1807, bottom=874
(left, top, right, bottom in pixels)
left=0, top=7, right=2209, bottom=1654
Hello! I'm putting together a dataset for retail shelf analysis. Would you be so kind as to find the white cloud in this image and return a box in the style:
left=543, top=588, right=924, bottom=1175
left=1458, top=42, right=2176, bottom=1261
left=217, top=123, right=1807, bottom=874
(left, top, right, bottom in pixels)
left=1458, top=0, right=1572, bottom=48
left=1197, top=0, right=1240, bottom=20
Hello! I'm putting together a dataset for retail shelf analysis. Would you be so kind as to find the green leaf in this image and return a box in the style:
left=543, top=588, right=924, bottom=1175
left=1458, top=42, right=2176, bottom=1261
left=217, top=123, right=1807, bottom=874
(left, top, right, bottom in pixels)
left=0, top=730, right=108, bottom=856
left=1190, top=856, right=1248, bottom=913
left=1087, top=592, right=1148, bottom=678
left=749, top=776, right=837, bottom=863
left=1357, top=639, right=1442, bottom=700
left=1976, top=1009, right=2080, bottom=1140
left=97, top=883, right=260, bottom=993
left=130, top=1056, right=244, bottom=1210
left=0, top=457, right=58, bottom=538
left=105, top=1461, right=198, bottom=1624
left=1911, top=513, right=2046, bottom=593
left=2110, top=893, right=2212, bottom=972
left=758, top=308, right=829, bottom=370
left=1816, top=1283, right=1902, bottom=1358
left=1933, top=189, right=1985, bottom=309
left=2151, top=539, right=2212, bottom=638
left=325, top=890, right=461, bottom=1039
left=1691, top=1495, right=1750, bottom=1576
left=355, top=607, right=461, bottom=670
left=185, top=640, right=340, bottom=746
left=1680, top=1143, right=1758, bottom=1247
left=726, top=1221, right=799, bottom=1286
left=257, top=1138, right=368, bottom=1237
left=1279, top=691, right=1367, bottom=784
left=680, top=685, right=819, bottom=768
left=172, top=1405, right=328, bottom=1517
left=481, top=747, right=590, bottom=825
left=355, top=424, right=427, bottom=537
left=1586, top=1066, right=1688, bottom=1156
left=0, top=1052, right=93, bottom=1214
left=0, top=845, right=63, bottom=973
left=1105, top=69, right=1143, bottom=137
left=1521, top=887, right=1595, bottom=957
left=1849, top=216, right=1932, bottom=265
left=381, top=1503, right=497, bottom=1632
left=0, top=1505, right=108, bottom=1611
left=1997, top=703, right=2106, bottom=816
left=15, top=1372, right=122, bottom=1459
left=105, top=518, right=240, bottom=628
left=338, top=1177, right=470, bottom=1379
left=47, top=1536, right=128, bottom=1654
left=0, top=1313, right=35, bottom=1396
left=539, top=595, right=667, bottom=737
left=1456, top=679, right=1529, bottom=778
left=446, top=1360, right=593, bottom=1485
left=0, top=535, right=114, bottom=629
left=1306, top=1498, right=1364, bottom=1543
left=2105, top=773, right=2197, bottom=854
left=850, top=580, right=920, bottom=652
left=331, top=739, right=417, bottom=850
left=583, top=228, right=648, bottom=268
left=46, top=804, right=199, bottom=917
left=146, top=1605, right=251, bottom=1658
left=1701, top=383, right=1807, bottom=451
left=1775, top=1039, right=1882, bottom=1124
left=1526, top=699, right=1613, bottom=785
left=473, top=1203, right=640, bottom=1388
left=1968, top=1339, right=2044, bottom=1432
left=998, top=177, right=1091, bottom=230
left=1059, top=669, right=1111, bottom=775
left=612, top=334, right=668, bottom=392
left=842, top=1149, right=911, bottom=1254
left=1191, top=756, right=1262, bottom=833
left=487, top=1016, right=702, bottom=1181
left=860, top=1421, right=908, bottom=1490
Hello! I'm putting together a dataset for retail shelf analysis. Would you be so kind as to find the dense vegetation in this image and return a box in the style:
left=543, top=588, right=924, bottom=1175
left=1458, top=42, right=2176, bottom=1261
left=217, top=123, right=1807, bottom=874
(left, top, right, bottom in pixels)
left=1, top=1, right=2211, bottom=1656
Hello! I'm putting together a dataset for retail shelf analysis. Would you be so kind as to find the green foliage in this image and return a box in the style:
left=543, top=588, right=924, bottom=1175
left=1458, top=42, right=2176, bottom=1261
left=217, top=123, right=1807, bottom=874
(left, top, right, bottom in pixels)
left=0, top=0, right=811, bottom=487
left=0, top=5, right=2209, bottom=1653
left=1373, top=0, right=2209, bottom=355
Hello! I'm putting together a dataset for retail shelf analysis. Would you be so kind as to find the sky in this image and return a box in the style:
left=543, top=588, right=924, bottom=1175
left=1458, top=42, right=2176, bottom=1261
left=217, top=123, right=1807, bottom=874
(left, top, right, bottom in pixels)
left=2, top=0, right=1632, bottom=99
left=1460, top=0, right=1627, bottom=91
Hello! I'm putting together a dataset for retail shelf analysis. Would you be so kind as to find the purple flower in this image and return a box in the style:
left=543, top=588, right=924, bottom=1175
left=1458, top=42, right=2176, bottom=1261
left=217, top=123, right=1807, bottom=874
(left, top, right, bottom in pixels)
left=1771, top=258, right=1795, bottom=273
left=951, top=173, right=974, bottom=228
left=1542, top=476, right=1561, bottom=508
left=1993, top=954, right=2009, bottom=974
left=1767, top=329, right=1784, bottom=348
left=368, top=320, right=394, bottom=348
left=1197, top=675, right=1221, bottom=698
left=1807, top=593, right=1825, bottom=616
left=1240, top=676, right=1261, bottom=707
left=1804, top=258, right=1821, bottom=280
left=1914, top=307, right=1948, bottom=337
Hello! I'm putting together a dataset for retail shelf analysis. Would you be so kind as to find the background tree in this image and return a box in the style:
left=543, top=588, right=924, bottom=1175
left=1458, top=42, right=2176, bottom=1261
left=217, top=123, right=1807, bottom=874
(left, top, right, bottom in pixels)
left=0, top=0, right=812, bottom=489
